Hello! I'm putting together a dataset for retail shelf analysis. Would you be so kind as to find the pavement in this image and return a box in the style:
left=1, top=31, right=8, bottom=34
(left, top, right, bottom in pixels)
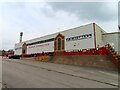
left=2, top=58, right=119, bottom=88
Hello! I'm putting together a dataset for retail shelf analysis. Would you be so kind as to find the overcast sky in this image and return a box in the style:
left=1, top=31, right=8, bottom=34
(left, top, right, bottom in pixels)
left=0, top=0, right=119, bottom=50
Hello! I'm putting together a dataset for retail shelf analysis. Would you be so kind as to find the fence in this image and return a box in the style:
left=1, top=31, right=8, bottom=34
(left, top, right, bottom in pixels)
left=21, top=47, right=108, bottom=57
left=21, top=44, right=120, bottom=67
left=54, top=47, right=107, bottom=56
left=21, top=52, right=54, bottom=57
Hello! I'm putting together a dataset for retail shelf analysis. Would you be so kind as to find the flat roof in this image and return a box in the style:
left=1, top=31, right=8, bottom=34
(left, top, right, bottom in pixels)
left=16, top=23, right=95, bottom=44
left=102, top=32, right=120, bottom=35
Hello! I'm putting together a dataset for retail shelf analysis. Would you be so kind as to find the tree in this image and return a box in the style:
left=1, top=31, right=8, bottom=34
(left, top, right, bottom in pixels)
left=2, top=50, right=6, bottom=56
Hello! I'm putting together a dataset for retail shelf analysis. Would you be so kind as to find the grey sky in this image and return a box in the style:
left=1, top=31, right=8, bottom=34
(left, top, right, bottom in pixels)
left=48, top=2, right=117, bottom=21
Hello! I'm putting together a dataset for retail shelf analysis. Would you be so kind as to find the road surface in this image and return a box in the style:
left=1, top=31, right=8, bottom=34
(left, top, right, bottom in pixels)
left=2, top=58, right=119, bottom=88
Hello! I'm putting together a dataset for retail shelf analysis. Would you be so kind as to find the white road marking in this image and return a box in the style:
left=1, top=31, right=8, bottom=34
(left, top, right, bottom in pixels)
left=98, top=71, right=118, bottom=77
left=110, top=82, right=118, bottom=86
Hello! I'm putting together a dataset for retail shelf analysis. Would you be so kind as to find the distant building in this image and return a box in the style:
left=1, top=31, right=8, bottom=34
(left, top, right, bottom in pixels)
left=0, top=50, right=14, bottom=56
left=0, top=50, right=6, bottom=56
left=103, top=32, right=120, bottom=55
left=14, top=23, right=120, bottom=55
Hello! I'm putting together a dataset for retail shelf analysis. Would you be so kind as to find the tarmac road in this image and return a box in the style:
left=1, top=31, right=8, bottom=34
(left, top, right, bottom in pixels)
left=2, top=58, right=119, bottom=88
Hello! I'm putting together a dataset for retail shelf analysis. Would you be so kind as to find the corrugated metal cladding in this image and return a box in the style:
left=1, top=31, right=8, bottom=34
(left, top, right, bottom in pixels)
left=14, top=23, right=119, bottom=55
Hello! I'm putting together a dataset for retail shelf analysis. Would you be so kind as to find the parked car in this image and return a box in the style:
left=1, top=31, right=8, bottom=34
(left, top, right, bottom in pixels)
left=8, top=55, right=20, bottom=59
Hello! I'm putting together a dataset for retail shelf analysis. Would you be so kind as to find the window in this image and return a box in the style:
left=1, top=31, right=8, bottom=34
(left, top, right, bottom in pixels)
left=58, top=38, right=61, bottom=50
left=89, top=34, right=92, bottom=37
left=83, top=35, right=86, bottom=38
left=66, top=34, right=92, bottom=42
left=27, top=38, right=54, bottom=46
left=87, top=35, right=89, bottom=37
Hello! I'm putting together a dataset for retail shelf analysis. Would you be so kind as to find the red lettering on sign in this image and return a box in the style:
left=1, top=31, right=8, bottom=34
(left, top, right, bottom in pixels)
left=28, top=43, right=50, bottom=48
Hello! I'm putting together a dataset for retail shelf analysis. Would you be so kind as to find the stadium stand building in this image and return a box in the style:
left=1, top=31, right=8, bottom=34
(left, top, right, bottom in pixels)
left=14, top=23, right=120, bottom=55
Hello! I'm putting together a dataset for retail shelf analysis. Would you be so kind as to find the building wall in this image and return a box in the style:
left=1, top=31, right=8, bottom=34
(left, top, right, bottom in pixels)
left=95, top=24, right=106, bottom=48
left=63, top=24, right=94, bottom=51
left=14, top=23, right=98, bottom=55
left=14, top=43, right=23, bottom=55
left=103, top=32, right=120, bottom=55
left=27, top=41, right=54, bottom=54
